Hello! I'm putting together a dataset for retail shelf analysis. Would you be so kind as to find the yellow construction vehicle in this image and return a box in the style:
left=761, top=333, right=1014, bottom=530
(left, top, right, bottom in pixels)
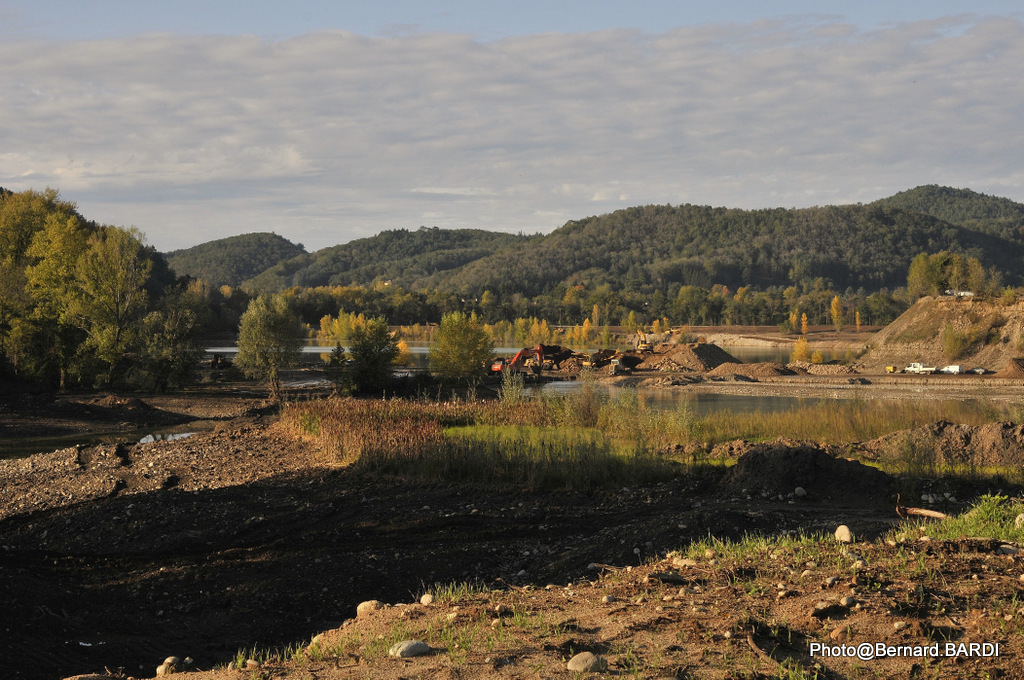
left=636, top=330, right=653, bottom=353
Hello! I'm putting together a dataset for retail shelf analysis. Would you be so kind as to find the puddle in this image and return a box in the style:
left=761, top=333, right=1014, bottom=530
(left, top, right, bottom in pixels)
left=138, top=431, right=196, bottom=444
left=1, top=421, right=218, bottom=460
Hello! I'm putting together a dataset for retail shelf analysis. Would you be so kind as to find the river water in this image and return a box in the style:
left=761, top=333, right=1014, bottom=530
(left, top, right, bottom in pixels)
left=206, top=342, right=845, bottom=416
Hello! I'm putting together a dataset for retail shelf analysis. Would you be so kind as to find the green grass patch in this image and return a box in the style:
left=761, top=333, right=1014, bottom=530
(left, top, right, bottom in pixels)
left=420, top=578, right=491, bottom=604
left=359, top=421, right=678, bottom=491
left=891, top=494, right=1024, bottom=544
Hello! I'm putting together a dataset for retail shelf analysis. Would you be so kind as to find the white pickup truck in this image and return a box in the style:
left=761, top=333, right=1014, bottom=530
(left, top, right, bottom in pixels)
left=905, top=362, right=937, bottom=374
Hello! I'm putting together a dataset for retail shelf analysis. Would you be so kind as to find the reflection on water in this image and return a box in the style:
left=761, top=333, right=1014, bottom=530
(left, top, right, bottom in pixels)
left=1, top=422, right=215, bottom=461
left=207, top=343, right=848, bottom=370
left=526, top=381, right=825, bottom=415
left=722, top=346, right=846, bottom=364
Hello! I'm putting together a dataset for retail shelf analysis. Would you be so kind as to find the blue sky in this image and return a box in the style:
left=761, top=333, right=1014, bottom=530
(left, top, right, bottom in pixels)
left=2, top=2, right=1023, bottom=251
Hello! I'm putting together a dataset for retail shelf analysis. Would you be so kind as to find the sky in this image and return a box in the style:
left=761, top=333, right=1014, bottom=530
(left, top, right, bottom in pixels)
left=2, top=2, right=1023, bottom=252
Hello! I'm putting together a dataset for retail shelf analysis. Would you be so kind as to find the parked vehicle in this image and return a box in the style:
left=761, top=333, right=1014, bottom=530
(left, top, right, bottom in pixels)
left=905, top=362, right=937, bottom=374
left=939, top=365, right=962, bottom=374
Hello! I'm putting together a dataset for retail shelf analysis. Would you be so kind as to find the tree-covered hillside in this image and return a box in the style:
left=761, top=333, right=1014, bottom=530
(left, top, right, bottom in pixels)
left=165, top=232, right=306, bottom=288
left=433, top=200, right=1024, bottom=298
left=874, top=185, right=1024, bottom=242
left=161, top=187, right=1024, bottom=304
left=244, top=227, right=531, bottom=291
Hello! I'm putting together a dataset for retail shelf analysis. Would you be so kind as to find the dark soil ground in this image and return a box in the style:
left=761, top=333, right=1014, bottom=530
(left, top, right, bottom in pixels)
left=2, top=382, right=1023, bottom=679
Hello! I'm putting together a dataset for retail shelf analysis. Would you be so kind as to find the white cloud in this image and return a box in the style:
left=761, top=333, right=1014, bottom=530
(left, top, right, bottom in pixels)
left=1, top=17, right=1023, bottom=251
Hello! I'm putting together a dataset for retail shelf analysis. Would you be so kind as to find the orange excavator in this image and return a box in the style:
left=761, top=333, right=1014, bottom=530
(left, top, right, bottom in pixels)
left=491, top=346, right=543, bottom=375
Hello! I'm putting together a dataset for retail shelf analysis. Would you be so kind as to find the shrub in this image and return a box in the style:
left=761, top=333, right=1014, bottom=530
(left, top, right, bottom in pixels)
left=940, top=323, right=971, bottom=361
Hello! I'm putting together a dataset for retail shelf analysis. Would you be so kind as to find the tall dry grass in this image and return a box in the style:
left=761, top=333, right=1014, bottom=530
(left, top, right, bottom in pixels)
left=280, top=394, right=677, bottom=490
left=281, top=390, right=1016, bottom=489
left=691, top=399, right=1007, bottom=446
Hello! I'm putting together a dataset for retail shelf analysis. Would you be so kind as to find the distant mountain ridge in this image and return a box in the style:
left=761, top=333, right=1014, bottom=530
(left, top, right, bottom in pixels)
left=244, top=227, right=530, bottom=291
left=165, top=186, right=1024, bottom=296
left=164, top=232, right=306, bottom=288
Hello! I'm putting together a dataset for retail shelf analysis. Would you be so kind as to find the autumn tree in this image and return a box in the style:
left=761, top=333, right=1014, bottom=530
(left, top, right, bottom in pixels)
left=791, top=336, right=810, bottom=361
left=830, top=295, right=843, bottom=334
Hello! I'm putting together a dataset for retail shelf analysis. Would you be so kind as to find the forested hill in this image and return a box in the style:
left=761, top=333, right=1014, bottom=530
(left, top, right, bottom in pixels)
left=165, top=232, right=306, bottom=288
left=243, top=227, right=531, bottom=291
left=169, top=186, right=1024, bottom=297
left=428, top=194, right=1024, bottom=297
left=873, top=185, right=1024, bottom=244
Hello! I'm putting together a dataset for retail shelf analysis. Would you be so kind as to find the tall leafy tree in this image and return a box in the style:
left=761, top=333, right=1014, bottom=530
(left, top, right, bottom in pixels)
left=347, top=316, right=399, bottom=394
left=69, top=226, right=152, bottom=382
left=429, top=311, right=492, bottom=381
left=21, top=213, right=91, bottom=386
left=235, top=294, right=303, bottom=398
left=136, top=281, right=208, bottom=391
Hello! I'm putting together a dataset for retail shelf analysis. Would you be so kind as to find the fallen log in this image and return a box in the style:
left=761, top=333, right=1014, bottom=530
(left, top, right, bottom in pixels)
left=895, top=494, right=949, bottom=520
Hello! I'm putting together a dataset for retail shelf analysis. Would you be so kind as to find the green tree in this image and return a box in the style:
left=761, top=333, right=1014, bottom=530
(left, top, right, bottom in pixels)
left=0, top=187, right=78, bottom=265
left=348, top=316, right=399, bottom=394
left=19, top=213, right=91, bottom=386
left=429, top=311, right=492, bottom=381
left=906, top=252, right=939, bottom=298
left=68, top=226, right=152, bottom=383
left=236, top=294, right=303, bottom=398
left=136, top=282, right=207, bottom=391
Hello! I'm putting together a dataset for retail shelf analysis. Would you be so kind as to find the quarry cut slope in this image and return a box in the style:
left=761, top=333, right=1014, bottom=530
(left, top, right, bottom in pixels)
left=860, top=296, right=1024, bottom=372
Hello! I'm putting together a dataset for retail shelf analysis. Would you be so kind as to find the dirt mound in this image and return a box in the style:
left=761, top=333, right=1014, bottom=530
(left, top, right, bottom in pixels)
left=993, top=357, right=1024, bottom=378
left=646, top=342, right=739, bottom=372
left=856, top=420, right=1024, bottom=468
left=706, top=361, right=793, bottom=379
left=787, top=361, right=858, bottom=376
left=90, top=395, right=151, bottom=410
left=725, top=440, right=892, bottom=502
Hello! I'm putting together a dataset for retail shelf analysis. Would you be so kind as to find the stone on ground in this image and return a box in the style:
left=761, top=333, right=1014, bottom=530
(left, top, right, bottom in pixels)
left=834, top=525, right=854, bottom=543
left=567, top=651, right=608, bottom=673
left=388, top=640, right=431, bottom=658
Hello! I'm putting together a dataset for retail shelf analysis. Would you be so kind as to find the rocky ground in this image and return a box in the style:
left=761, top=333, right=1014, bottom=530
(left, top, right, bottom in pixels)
left=3, top=374, right=1024, bottom=679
